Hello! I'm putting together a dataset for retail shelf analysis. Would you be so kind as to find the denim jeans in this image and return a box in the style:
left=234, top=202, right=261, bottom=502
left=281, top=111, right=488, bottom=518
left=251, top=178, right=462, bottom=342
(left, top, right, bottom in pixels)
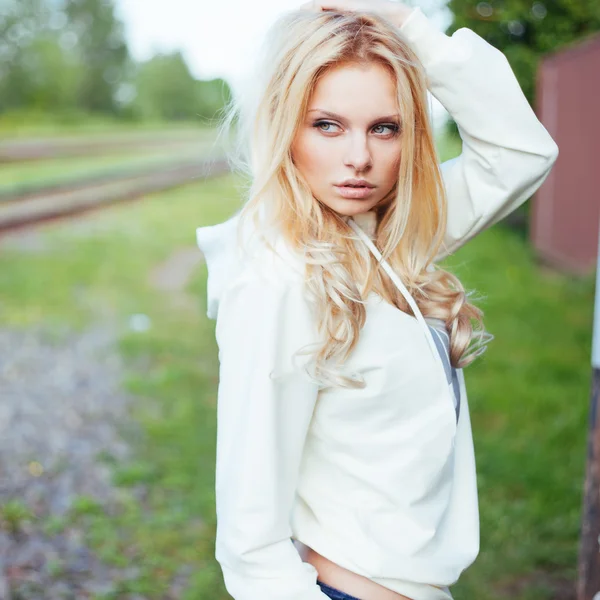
left=317, top=579, right=363, bottom=600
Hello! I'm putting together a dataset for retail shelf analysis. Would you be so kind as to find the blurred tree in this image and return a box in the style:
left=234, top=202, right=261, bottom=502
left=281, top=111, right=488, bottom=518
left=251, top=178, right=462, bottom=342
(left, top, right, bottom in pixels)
left=64, top=0, right=130, bottom=114
left=0, top=0, right=79, bottom=111
left=133, top=52, right=199, bottom=121
left=19, top=35, right=83, bottom=111
left=132, top=51, right=232, bottom=122
left=0, top=0, right=128, bottom=116
left=0, top=0, right=232, bottom=123
left=195, top=78, right=233, bottom=123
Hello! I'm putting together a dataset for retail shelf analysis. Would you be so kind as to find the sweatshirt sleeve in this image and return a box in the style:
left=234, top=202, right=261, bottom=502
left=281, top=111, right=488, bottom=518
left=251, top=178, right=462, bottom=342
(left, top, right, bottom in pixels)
left=398, top=7, right=559, bottom=261
left=212, top=271, right=329, bottom=600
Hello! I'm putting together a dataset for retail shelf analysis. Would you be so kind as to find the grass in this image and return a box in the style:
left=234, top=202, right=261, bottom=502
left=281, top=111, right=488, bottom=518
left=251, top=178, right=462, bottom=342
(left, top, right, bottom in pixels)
left=0, top=149, right=185, bottom=191
left=444, top=232, right=592, bottom=599
left=0, top=175, right=241, bottom=598
left=0, top=110, right=215, bottom=138
left=0, top=136, right=594, bottom=598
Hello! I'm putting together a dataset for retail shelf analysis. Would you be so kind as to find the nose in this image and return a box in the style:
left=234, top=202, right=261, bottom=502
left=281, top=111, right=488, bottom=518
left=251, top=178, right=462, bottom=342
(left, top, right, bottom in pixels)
left=343, top=132, right=372, bottom=172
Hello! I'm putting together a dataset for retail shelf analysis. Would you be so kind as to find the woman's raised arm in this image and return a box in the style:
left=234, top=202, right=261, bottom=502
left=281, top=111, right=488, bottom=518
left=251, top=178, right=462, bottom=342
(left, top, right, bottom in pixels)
left=212, top=269, right=329, bottom=600
left=397, top=7, right=559, bottom=261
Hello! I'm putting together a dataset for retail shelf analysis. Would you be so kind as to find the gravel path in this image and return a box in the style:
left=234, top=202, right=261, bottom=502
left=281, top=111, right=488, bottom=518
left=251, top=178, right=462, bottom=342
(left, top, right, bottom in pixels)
left=0, top=322, right=147, bottom=599
left=148, top=246, right=204, bottom=310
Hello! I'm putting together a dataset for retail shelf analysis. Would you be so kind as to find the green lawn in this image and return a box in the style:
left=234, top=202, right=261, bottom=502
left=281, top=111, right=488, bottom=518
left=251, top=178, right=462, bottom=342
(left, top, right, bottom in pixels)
left=0, top=151, right=593, bottom=599
left=0, top=111, right=214, bottom=138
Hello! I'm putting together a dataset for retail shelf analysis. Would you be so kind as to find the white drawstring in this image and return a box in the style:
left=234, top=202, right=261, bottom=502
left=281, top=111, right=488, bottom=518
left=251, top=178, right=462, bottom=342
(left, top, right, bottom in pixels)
left=347, top=217, right=441, bottom=362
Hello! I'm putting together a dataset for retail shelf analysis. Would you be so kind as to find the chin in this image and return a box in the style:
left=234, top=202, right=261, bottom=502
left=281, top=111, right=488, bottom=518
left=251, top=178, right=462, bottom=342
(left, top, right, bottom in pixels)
left=328, top=198, right=380, bottom=217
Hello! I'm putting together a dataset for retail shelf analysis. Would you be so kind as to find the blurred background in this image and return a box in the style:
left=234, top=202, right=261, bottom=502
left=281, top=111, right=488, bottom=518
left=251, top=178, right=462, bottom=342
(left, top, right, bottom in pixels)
left=0, top=0, right=598, bottom=598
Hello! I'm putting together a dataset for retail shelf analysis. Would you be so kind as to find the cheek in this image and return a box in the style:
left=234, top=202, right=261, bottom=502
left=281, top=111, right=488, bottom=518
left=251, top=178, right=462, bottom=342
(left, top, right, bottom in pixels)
left=381, top=148, right=401, bottom=180
left=292, top=131, right=334, bottom=179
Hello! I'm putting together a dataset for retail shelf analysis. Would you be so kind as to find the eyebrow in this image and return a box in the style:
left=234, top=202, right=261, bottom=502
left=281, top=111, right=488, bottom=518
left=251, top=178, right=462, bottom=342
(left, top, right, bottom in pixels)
left=307, top=109, right=401, bottom=126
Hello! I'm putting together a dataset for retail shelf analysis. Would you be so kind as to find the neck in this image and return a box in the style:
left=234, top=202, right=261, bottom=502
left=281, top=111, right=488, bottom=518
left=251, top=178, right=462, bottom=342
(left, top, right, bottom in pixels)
left=344, top=209, right=377, bottom=239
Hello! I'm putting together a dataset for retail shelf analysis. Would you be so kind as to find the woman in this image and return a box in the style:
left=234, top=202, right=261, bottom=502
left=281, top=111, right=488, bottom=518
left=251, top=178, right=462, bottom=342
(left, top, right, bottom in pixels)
left=195, top=1, right=559, bottom=599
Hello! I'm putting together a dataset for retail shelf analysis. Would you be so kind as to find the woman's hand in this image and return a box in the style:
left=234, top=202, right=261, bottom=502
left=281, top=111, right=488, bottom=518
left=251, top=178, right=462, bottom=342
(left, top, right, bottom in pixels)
left=298, top=0, right=415, bottom=28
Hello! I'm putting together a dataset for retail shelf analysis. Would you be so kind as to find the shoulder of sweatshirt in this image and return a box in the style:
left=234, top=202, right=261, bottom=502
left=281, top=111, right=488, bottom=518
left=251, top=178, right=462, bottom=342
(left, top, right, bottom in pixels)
left=398, top=6, right=498, bottom=68
left=195, top=211, right=308, bottom=320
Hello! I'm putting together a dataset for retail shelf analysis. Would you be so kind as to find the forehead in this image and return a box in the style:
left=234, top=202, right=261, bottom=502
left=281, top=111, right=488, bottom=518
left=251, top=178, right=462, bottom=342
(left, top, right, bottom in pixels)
left=309, top=62, right=398, bottom=116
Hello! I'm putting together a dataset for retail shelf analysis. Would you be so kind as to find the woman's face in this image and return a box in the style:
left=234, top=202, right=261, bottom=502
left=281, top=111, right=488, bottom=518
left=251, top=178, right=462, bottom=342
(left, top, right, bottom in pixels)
left=291, top=60, right=402, bottom=217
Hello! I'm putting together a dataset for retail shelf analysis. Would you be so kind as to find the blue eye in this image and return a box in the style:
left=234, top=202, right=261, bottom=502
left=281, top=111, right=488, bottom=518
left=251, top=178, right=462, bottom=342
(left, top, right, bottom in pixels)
left=373, top=123, right=400, bottom=135
left=313, top=121, right=339, bottom=132
left=312, top=120, right=400, bottom=136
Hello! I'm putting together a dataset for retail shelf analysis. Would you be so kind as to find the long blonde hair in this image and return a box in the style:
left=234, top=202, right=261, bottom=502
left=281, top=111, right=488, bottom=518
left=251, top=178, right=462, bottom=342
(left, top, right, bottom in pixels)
left=215, top=7, right=493, bottom=388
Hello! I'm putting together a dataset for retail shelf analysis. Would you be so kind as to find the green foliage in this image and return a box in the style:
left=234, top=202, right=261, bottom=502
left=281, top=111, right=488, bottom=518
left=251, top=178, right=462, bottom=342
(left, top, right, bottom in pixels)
left=0, top=0, right=232, bottom=122
left=64, top=0, right=130, bottom=113
left=0, top=0, right=128, bottom=114
left=70, top=495, right=105, bottom=518
left=132, top=51, right=232, bottom=122
left=1, top=500, right=34, bottom=535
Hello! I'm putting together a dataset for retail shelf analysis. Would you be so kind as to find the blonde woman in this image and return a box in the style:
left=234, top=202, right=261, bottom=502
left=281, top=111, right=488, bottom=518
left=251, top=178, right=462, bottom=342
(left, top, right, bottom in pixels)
left=195, top=1, right=559, bottom=598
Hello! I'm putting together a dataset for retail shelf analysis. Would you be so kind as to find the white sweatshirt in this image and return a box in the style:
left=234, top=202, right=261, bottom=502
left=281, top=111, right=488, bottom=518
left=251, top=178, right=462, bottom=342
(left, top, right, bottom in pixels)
left=195, top=6, right=559, bottom=600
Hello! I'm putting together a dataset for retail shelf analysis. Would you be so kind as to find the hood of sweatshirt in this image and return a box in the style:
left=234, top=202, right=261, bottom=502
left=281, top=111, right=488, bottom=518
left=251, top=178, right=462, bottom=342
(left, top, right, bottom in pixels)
left=195, top=212, right=241, bottom=320
left=195, top=209, right=378, bottom=320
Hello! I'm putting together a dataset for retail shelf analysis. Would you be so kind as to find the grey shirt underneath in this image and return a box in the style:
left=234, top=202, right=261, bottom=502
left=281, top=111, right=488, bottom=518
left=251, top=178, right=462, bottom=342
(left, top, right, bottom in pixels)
left=426, top=317, right=461, bottom=423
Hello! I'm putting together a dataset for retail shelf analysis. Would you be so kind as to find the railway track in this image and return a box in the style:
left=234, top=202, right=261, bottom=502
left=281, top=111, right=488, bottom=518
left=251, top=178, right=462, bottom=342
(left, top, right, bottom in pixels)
left=0, top=153, right=209, bottom=203
left=0, top=157, right=229, bottom=233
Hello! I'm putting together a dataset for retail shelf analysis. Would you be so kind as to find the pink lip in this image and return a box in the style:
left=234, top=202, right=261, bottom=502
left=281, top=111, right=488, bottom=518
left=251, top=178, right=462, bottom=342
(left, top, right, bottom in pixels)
left=337, top=178, right=375, bottom=187
left=334, top=184, right=376, bottom=199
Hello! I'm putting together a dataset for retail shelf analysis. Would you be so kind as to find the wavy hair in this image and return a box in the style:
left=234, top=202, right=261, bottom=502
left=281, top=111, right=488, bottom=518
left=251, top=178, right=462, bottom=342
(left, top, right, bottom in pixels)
left=214, top=7, right=493, bottom=389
